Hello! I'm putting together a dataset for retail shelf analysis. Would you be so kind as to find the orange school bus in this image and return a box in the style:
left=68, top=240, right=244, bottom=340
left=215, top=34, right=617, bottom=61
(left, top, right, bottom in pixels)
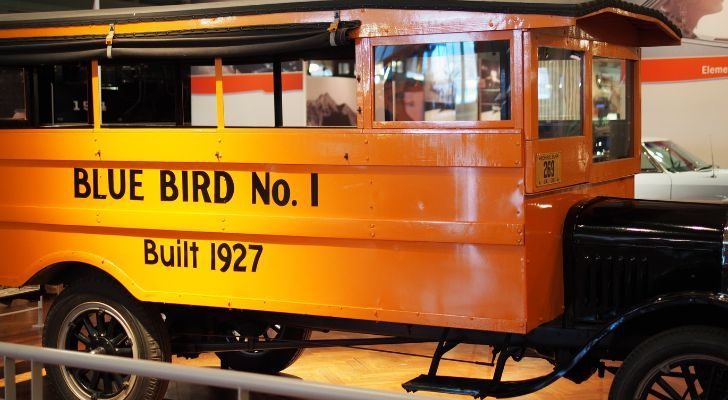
left=0, top=1, right=727, bottom=399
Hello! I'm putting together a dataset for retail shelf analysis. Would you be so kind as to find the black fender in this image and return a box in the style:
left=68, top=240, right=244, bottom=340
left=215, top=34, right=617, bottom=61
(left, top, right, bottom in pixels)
left=488, top=291, right=728, bottom=398
left=563, top=197, right=727, bottom=326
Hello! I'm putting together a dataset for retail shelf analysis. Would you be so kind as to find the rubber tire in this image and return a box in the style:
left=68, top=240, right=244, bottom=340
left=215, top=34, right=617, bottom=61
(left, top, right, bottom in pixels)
left=43, top=277, right=171, bottom=400
left=216, top=326, right=311, bottom=374
left=609, top=326, right=728, bottom=400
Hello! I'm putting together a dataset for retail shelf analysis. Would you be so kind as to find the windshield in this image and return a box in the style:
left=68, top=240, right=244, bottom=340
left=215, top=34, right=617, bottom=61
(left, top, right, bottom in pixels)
left=643, top=140, right=710, bottom=172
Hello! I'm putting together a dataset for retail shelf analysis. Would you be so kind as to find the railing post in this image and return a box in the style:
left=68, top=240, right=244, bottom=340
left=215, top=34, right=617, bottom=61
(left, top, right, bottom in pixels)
left=32, top=295, right=44, bottom=329
left=237, top=387, right=250, bottom=400
left=3, top=356, right=16, bottom=400
left=30, top=360, right=43, bottom=400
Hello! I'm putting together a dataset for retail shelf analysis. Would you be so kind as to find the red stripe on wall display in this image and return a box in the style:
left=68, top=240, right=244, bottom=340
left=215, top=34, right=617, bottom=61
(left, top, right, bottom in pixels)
left=641, top=56, right=728, bottom=83
left=191, top=72, right=304, bottom=94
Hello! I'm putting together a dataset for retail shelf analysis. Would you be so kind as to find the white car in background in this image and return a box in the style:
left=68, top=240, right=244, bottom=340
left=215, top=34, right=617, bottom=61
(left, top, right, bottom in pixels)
left=636, top=137, right=728, bottom=203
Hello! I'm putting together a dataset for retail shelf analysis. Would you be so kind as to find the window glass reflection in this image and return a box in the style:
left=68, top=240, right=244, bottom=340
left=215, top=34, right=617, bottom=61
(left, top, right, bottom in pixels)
left=37, top=64, right=89, bottom=126
left=538, top=47, right=583, bottom=138
left=223, top=63, right=275, bottom=127
left=374, top=40, right=510, bottom=122
left=592, top=58, right=634, bottom=162
left=297, top=59, right=356, bottom=127
left=0, top=67, right=27, bottom=121
left=222, top=59, right=356, bottom=127
left=644, top=140, right=711, bottom=173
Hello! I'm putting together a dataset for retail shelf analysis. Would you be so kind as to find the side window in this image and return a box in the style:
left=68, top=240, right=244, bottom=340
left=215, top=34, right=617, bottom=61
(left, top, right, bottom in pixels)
left=223, top=63, right=276, bottom=127
left=101, top=63, right=214, bottom=126
left=592, top=58, right=634, bottom=162
left=189, top=66, right=217, bottom=127
left=374, top=40, right=511, bottom=122
left=538, top=47, right=583, bottom=138
left=223, top=58, right=356, bottom=127
left=640, top=150, right=660, bottom=173
left=36, top=64, right=90, bottom=126
left=298, top=59, right=356, bottom=127
left=0, top=67, right=27, bottom=121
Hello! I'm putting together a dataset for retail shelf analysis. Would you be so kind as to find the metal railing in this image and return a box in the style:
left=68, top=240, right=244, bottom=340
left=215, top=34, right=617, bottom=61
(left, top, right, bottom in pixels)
left=0, top=342, right=441, bottom=400
left=0, top=287, right=43, bottom=329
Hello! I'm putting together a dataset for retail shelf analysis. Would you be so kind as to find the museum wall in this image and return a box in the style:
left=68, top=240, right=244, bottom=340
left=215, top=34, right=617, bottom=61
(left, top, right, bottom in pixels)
left=636, top=0, right=728, bottom=166
left=641, top=40, right=728, bottom=166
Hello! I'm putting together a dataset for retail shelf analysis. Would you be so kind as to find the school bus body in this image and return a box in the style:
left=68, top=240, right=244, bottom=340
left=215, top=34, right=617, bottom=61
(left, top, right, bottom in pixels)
left=0, top=3, right=677, bottom=335
left=9, top=3, right=728, bottom=400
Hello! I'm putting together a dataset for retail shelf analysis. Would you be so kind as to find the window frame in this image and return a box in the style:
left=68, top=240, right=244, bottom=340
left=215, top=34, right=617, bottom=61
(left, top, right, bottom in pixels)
left=218, top=58, right=280, bottom=128
left=0, top=64, right=95, bottom=129
left=220, top=51, right=358, bottom=129
left=97, top=59, right=217, bottom=128
left=369, top=30, right=519, bottom=130
left=527, top=34, right=588, bottom=142
left=587, top=42, right=641, bottom=184
left=525, top=33, right=641, bottom=192
left=35, top=63, right=94, bottom=128
left=524, top=32, right=591, bottom=193
left=535, top=46, right=586, bottom=140
left=591, top=56, right=636, bottom=163
left=0, top=66, right=33, bottom=128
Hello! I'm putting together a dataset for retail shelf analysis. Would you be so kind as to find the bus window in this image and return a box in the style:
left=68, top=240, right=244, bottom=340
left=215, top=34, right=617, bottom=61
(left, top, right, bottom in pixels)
left=298, top=59, right=356, bottom=127
left=188, top=65, right=217, bottom=127
left=281, top=61, right=304, bottom=126
left=374, top=40, right=510, bottom=122
left=101, top=63, right=213, bottom=127
left=537, top=47, right=583, bottom=138
left=223, top=63, right=275, bottom=127
left=592, top=58, right=634, bottom=162
left=223, top=58, right=357, bottom=128
left=0, top=67, right=27, bottom=121
left=36, top=64, right=90, bottom=126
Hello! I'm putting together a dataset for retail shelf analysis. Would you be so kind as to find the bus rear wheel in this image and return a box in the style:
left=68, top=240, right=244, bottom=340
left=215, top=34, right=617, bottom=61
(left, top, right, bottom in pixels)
left=43, top=278, right=170, bottom=400
left=216, top=324, right=311, bottom=374
left=609, top=326, right=728, bottom=400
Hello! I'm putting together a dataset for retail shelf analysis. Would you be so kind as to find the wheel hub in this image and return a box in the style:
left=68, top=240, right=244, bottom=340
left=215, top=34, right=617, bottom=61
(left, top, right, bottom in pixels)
left=57, top=302, right=139, bottom=400
left=88, top=335, right=116, bottom=355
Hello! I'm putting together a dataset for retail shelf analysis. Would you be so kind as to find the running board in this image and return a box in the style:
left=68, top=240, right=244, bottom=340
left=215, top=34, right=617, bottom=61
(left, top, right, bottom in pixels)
left=403, top=375, right=496, bottom=398
left=402, top=374, right=554, bottom=399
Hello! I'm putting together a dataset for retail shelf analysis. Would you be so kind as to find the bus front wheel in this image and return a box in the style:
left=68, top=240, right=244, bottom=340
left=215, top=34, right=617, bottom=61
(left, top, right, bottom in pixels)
left=43, top=278, right=170, bottom=400
left=609, top=326, right=728, bottom=400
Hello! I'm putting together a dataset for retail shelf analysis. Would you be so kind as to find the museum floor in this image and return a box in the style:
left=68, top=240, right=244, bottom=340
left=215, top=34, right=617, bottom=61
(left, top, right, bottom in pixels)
left=1, top=299, right=612, bottom=399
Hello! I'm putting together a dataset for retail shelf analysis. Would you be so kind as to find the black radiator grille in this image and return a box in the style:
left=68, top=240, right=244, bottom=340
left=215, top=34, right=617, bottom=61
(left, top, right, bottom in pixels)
left=572, top=252, right=650, bottom=323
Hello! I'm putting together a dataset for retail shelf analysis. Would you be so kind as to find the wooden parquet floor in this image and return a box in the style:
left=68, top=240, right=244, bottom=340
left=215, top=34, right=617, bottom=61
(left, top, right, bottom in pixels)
left=1, top=299, right=611, bottom=399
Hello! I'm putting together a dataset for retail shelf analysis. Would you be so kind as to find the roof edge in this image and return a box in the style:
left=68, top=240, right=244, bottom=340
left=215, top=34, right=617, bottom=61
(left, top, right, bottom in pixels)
left=0, top=0, right=681, bottom=39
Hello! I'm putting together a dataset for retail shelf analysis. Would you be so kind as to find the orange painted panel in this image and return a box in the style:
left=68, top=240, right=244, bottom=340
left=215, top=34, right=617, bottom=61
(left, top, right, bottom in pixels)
left=523, top=176, right=634, bottom=331
left=0, top=128, right=528, bottom=333
left=589, top=157, right=640, bottom=183
left=0, top=226, right=526, bottom=332
left=577, top=8, right=680, bottom=47
left=0, top=230, right=527, bottom=334
left=525, top=136, right=590, bottom=193
left=0, top=129, right=521, bottom=168
left=366, top=132, right=523, bottom=168
left=0, top=162, right=523, bottom=245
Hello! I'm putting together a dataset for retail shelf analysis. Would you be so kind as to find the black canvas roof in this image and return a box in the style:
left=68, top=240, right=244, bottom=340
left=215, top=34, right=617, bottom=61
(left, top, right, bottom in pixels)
left=0, top=0, right=680, bottom=37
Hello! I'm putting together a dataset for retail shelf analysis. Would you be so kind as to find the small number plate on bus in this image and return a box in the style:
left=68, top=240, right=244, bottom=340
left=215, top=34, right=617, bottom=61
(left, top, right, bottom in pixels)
left=536, top=152, right=561, bottom=187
